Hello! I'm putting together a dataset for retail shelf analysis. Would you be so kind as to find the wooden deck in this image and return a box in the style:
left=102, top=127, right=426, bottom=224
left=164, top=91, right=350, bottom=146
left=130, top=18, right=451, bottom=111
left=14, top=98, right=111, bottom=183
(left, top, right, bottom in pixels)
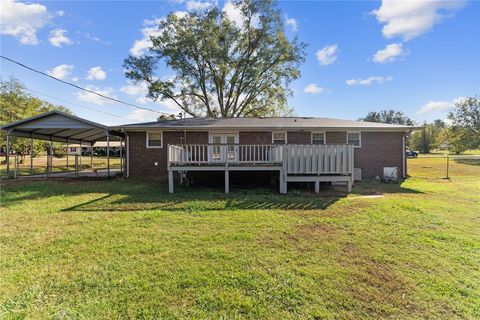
left=168, top=144, right=354, bottom=194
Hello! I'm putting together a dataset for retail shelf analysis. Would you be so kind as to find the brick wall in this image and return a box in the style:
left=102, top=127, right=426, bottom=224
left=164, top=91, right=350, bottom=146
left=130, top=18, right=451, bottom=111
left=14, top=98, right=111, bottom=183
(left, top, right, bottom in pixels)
left=127, top=131, right=208, bottom=180
left=354, top=132, right=404, bottom=178
left=326, top=131, right=347, bottom=144
left=239, top=131, right=271, bottom=144
left=127, top=129, right=405, bottom=181
left=286, top=131, right=310, bottom=144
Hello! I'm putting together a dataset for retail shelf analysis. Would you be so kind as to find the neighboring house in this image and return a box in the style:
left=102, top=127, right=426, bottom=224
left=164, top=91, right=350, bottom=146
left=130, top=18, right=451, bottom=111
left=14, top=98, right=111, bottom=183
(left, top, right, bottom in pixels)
left=113, top=117, right=414, bottom=193
left=67, top=141, right=123, bottom=155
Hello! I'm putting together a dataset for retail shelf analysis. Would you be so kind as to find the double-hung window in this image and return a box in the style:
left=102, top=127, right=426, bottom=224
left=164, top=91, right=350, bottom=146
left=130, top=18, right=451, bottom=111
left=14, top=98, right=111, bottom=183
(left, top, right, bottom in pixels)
left=146, top=132, right=163, bottom=148
left=272, top=131, right=287, bottom=144
left=311, top=132, right=325, bottom=145
left=347, top=132, right=361, bottom=147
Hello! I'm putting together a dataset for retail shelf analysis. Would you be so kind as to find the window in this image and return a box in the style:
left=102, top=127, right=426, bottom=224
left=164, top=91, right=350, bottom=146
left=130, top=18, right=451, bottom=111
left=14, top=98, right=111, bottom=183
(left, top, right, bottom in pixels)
left=311, top=132, right=325, bottom=145
left=70, top=147, right=77, bottom=152
left=146, top=132, right=163, bottom=148
left=272, top=131, right=287, bottom=144
left=347, top=132, right=361, bottom=147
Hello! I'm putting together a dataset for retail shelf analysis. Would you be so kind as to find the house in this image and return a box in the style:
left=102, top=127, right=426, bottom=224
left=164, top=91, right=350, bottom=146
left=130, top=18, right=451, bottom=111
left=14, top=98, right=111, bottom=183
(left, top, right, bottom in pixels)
left=67, top=141, right=124, bottom=156
left=113, top=117, right=414, bottom=193
left=2, top=111, right=414, bottom=193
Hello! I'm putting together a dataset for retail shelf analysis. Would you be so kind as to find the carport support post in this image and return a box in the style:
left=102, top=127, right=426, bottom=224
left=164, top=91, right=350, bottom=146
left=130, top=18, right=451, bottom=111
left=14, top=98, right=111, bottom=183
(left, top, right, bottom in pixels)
left=315, top=181, right=320, bottom=193
left=106, top=133, right=110, bottom=177
left=119, top=137, right=123, bottom=174
left=90, top=145, right=93, bottom=172
left=48, top=136, right=52, bottom=177
left=30, top=136, right=33, bottom=175
left=66, top=139, right=69, bottom=171
left=6, top=132, right=10, bottom=177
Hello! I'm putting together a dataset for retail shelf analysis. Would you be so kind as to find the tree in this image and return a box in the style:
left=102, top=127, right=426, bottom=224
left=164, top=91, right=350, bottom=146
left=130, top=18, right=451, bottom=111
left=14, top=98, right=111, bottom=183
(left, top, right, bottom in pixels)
left=447, top=96, right=480, bottom=149
left=358, top=109, right=415, bottom=125
left=409, top=119, right=446, bottom=153
left=438, top=126, right=470, bottom=154
left=124, top=0, right=306, bottom=118
left=0, top=77, right=72, bottom=161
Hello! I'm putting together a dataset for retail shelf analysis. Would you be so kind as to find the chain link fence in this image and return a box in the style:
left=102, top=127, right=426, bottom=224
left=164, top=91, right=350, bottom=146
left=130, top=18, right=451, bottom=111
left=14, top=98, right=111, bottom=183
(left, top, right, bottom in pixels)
left=407, top=155, right=480, bottom=179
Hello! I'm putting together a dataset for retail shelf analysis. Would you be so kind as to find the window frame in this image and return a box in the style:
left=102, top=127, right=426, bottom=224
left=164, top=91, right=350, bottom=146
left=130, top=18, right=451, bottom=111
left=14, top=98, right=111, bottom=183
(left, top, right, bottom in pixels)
left=311, top=131, right=326, bottom=145
left=272, top=131, right=287, bottom=144
left=346, top=131, right=361, bottom=148
left=146, top=131, right=163, bottom=148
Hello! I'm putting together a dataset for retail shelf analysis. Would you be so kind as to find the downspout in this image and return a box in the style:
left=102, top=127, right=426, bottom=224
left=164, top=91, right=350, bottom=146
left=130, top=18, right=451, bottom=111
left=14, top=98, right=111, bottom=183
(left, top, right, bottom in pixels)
left=402, top=130, right=412, bottom=179
left=125, top=131, right=130, bottom=178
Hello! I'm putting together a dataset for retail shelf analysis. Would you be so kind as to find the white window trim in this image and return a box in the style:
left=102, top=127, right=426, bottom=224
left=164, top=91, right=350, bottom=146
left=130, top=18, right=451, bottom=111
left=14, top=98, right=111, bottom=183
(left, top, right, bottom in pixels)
left=311, top=131, right=326, bottom=145
left=272, top=131, right=287, bottom=144
left=146, top=131, right=163, bottom=148
left=346, top=131, right=361, bottom=148
left=208, top=132, right=239, bottom=144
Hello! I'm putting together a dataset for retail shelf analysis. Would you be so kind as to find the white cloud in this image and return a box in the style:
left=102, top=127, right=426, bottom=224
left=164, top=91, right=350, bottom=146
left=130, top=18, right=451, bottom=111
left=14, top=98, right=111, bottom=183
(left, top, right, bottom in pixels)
left=417, top=97, right=465, bottom=115
left=316, top=45, right=338, bottom=66
left=285, top=15, right=297, bottom=32
left=120, top=83, right=148, bottom=96
left=346, top=76, right=393, bottom=86
left=48, top=28, right=73, bottom=47
left=76, top=85, right=115, bottom=105
left=130, top=21, right=164, bottom=57
left=186, top=0, right=212, bottom=11
left=46, top=64, right=73, bottom=79
left=56, top=10, right=65, bottom=17
left=0, top=0, right=52, bottom=45
left=126, top=109, right=159, bottom=122
left=86, top=66, right=107, bottom=80
left=372, top=0, right=467, bottom=41
left=223, top=1, right=260, bottom=29
left=303, top=83, right=327, bottom=95
left=71, top=77, right=79, bottom=82
left=372, top=43, right=404, bottom=63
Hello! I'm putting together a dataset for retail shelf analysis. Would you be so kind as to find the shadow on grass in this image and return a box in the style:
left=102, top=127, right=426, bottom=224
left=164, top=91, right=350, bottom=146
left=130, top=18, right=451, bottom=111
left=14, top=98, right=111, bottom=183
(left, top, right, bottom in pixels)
left=2, top=178, right=423, bottom=212
left=454, top=158, right=480, bottom=166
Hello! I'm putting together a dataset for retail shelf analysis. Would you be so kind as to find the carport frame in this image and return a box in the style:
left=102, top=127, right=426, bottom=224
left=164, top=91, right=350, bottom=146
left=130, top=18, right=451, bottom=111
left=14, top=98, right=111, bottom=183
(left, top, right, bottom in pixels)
left=2, top=110, right=125, bottom=178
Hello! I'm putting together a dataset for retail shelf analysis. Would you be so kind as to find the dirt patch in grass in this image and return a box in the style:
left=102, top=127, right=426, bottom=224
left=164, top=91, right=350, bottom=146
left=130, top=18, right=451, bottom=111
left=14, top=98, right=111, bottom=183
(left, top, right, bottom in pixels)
left=339, top=242, right=424, bottom=317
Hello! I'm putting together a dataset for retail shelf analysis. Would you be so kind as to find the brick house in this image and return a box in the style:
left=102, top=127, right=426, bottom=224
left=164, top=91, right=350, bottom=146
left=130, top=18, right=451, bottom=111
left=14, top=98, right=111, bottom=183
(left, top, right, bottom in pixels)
left=114, top=117, right=414, bottom=194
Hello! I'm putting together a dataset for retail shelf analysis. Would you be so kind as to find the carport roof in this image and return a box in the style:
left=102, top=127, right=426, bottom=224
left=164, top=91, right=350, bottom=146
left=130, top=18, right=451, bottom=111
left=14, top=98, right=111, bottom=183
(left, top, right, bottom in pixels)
left=1, top=110, right=124, bottom=146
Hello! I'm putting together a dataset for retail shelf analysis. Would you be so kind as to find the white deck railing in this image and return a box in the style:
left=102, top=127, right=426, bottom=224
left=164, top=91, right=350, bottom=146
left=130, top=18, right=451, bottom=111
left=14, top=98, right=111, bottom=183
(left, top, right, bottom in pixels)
left=168, top=144, right=354, bottom=175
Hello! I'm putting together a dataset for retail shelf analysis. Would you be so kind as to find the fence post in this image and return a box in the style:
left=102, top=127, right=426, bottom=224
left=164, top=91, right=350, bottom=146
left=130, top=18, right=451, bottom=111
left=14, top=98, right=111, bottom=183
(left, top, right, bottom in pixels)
left=446, top=155, right=449, bottom=179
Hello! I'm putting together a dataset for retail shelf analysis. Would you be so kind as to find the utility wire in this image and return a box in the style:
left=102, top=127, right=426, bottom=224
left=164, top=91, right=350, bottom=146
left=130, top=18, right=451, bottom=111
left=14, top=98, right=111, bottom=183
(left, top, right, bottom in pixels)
left=24, top=87, right=132, bottom=121
left=0, top=55, right=169, bottom=115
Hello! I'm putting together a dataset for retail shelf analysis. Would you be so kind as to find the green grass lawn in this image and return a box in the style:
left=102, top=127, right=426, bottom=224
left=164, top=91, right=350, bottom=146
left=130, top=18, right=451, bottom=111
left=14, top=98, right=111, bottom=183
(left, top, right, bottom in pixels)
left=1, top=175, right=479, bottom=319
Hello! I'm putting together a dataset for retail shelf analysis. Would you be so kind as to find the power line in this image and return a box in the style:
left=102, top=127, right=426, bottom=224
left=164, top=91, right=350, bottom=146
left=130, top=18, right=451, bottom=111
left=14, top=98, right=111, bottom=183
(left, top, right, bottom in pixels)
left=0, top=55, right=170, bottom=115
left=24, top=87, right=132, bottom=121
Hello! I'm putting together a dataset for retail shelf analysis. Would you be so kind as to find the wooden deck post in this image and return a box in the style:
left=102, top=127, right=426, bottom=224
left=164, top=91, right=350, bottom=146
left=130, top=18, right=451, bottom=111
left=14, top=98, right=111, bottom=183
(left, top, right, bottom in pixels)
left=168, top=169, right=174, bottom=193
left=224, top=168, right=229, bottom=194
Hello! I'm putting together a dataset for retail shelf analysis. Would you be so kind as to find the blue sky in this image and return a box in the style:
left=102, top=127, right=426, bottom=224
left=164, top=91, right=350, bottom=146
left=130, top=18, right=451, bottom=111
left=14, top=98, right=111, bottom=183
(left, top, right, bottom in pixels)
left=1, top=0, right=479, bottom=125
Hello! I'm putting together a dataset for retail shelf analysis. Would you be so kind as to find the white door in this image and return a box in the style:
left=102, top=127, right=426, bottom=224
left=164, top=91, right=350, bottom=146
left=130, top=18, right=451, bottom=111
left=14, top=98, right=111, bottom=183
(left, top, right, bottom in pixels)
left=209, top=133, right=238, bottom=162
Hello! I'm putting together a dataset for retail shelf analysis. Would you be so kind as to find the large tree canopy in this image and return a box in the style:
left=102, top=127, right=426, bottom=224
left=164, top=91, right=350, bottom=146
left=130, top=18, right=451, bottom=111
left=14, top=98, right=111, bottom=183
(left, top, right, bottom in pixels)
left=124, top=0, right=306, bottom=118
left=358, top=109, right=415, bottom=126
left=447, top=96, right=480, bottom=149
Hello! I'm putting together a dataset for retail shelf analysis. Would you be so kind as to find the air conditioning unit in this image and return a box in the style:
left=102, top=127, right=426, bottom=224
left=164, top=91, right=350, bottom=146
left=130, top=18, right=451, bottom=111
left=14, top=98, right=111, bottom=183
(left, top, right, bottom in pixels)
left=383, top=167, right=398, bottom=181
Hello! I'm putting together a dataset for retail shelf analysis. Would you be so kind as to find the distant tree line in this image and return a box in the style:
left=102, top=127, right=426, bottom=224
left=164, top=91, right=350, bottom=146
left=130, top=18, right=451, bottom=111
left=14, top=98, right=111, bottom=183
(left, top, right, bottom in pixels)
left=358, top=97, right=480, bottom=154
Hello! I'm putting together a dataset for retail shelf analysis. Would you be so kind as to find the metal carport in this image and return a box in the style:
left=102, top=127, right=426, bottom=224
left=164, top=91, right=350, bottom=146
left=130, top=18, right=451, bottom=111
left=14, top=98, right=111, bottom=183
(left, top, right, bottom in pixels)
left=2, top=110, right=125, bottom=178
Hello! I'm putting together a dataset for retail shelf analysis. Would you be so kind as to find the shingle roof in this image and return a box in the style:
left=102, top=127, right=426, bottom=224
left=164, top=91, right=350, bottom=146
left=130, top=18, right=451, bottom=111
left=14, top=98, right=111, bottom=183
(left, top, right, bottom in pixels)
left=116, top=117, right=415, bottom=131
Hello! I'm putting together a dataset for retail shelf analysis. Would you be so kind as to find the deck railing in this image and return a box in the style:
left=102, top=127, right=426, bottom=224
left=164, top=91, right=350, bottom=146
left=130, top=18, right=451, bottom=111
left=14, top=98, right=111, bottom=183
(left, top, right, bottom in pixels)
left=168, top=144, right=354, bottom=175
